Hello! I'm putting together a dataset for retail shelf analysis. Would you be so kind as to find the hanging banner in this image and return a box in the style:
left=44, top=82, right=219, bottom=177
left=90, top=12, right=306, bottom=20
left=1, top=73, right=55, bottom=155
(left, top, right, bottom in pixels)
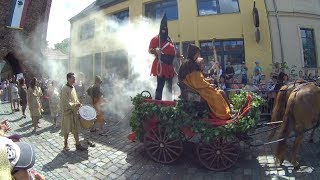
left=7, top=0, right=30, bottom=29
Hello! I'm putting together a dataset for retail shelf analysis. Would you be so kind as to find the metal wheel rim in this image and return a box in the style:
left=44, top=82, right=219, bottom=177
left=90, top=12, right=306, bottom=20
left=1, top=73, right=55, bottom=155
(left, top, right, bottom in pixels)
left=144, top=126, right=183, bottom=164
left=197, top=137, right=239, bottom=171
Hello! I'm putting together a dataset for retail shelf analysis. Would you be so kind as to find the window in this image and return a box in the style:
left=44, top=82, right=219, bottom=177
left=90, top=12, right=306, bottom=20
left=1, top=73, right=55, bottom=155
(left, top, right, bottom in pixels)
left=95, top=53, right=101, bottom=76
left=79, top=20, right=95, bottom=41
left=104, top=50, right=128, bottom=79
left=182, top=41, right=195, bottom=58
left=145, top=0, right=178, bottom=20
left=112, top=9, right=129, bottom=22
left=200, top=39, right=244, bottom=72
left=197, top=0, right=240, bottom=16
left=300, top=28, right=317, bottom=68
left=79, top=55, right=93, bottom=80
left=106, top=9, right=129, bottom=33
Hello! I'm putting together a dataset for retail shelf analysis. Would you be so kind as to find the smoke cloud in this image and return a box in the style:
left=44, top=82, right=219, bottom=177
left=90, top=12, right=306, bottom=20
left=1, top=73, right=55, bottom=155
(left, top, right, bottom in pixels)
left=69, top=12, right=181, bottom=120
left=13, top=9, right=181, bottom=122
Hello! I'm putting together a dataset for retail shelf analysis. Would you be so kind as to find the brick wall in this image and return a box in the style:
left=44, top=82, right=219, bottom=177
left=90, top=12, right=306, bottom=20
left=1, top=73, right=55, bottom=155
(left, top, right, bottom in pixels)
left=0, top=0, right=52, bottom=78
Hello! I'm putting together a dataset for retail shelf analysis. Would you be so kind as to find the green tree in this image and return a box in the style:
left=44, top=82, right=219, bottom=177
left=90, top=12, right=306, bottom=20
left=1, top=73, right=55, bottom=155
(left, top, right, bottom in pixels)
left=54, top=38, right=70, bottom=54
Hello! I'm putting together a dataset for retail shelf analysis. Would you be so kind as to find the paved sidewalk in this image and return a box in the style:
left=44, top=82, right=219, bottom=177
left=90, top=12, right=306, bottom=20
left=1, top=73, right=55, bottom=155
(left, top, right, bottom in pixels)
left=1, top=102, right=319, bottom=180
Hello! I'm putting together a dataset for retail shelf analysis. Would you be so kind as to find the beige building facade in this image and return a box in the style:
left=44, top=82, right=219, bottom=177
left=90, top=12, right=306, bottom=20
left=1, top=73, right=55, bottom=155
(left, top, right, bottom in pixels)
left=70, top=0, right=273, bottom=81
left=265, top=0, right=320, bottom=74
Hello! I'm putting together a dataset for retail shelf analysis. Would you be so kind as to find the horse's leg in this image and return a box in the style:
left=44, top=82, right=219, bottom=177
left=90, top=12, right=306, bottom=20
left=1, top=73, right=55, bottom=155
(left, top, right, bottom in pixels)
left=275, top=140, right=287, bottom=165
left=291, top=134, right=304, bottom=169
left=309, top=128, right=316, bottom=143
left=309, top=123, right=319, bottom=143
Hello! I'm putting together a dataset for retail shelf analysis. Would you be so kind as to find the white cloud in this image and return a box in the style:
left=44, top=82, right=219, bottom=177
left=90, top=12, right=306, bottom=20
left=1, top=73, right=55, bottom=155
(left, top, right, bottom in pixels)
left=47, top=0, right=95, bottom=48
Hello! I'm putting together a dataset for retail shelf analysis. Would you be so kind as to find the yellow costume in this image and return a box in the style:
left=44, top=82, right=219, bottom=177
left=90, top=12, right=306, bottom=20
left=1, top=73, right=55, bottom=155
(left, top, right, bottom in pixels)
left=60, top=85, right=81, bottom=135
left=48, top=85, right=60, bottom=117
left=27, top=87, right=43, bottom=118
left=88, top=76, right=105, bottom=131
left=183, top=71, right=231, bottom=120
left=0, top=145, right=12, bottom=180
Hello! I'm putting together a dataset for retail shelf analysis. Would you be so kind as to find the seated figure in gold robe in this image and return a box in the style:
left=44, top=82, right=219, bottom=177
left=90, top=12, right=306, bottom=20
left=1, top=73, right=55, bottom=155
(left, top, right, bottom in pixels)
left=178, top=44, right=231, bottom=120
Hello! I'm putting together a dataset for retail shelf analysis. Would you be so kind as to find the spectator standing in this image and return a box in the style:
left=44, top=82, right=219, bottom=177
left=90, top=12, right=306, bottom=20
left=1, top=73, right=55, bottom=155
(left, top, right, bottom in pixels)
left=18, top=78, right=27, bottom=118
left=1, top=80, right=9, bottom=102
left=225, top=61, right=234, bottom=88
left=254, top=61, right=263, bottom=74
left=47, top=81, right=60, bottom=128
left=11, top=80, right=20, bottom=112
left=74, top=72, right=87, bottom=104
left=271, top=62, right=280, bottom=77
left=218, top=75, right=227, bottom=91
left=241, top=62, right=248, bottom=84
left=298, top=70, right=304, bottom=80
left=252, top=69, right=261, bottom=85
left=283, top=74, right=290, bottom=85
left=28, top=78, right=43, bottom=132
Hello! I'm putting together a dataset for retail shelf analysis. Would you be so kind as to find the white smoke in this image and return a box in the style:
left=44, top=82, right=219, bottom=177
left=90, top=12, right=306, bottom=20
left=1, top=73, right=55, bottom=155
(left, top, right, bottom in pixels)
left=75, top=14, right=180, bottom=120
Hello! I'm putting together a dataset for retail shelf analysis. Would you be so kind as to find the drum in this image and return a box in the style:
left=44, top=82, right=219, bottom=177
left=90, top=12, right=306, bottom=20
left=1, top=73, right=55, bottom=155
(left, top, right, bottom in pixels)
left=79, top=105, right=96, bottom=129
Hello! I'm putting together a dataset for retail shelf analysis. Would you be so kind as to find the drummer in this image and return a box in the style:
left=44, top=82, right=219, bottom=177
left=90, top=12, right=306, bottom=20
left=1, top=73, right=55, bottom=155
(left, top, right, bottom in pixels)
left=60, top=72, right=87, bottom=151
left=87, top=76, right=106, bottom=134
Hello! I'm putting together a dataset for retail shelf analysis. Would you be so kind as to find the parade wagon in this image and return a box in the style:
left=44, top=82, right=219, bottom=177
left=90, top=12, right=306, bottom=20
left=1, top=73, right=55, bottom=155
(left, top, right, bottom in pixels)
left=128, top=84, right=263, bottom=171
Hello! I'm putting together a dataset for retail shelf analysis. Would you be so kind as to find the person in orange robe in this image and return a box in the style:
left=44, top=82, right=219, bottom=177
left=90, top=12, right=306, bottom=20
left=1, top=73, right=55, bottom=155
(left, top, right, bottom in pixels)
left=178, top=44, right=231, bottom=120
left=149, top=13, right=176, bottom=100
left=88, top=76, right=106, bottom=132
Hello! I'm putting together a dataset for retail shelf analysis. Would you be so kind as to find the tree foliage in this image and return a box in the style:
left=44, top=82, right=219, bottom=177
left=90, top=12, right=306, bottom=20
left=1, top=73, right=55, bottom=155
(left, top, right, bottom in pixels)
left=54, top=38, right=69, bottom=54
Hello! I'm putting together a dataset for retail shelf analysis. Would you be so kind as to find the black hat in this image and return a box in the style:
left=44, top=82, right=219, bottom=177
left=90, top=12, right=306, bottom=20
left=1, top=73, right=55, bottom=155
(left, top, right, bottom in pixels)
left=159, top=13, right=168, bottom=41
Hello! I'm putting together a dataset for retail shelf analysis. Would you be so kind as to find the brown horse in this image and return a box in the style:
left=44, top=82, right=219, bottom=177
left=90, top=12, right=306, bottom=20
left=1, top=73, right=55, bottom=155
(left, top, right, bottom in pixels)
left=271, top=83, right=320, bottom=168
left=269, top=80, right=306, bottom=139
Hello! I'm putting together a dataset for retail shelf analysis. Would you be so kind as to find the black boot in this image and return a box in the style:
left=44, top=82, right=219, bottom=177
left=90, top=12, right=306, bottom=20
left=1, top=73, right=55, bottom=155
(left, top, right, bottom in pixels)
left=155, top=91, right=162, bottom=100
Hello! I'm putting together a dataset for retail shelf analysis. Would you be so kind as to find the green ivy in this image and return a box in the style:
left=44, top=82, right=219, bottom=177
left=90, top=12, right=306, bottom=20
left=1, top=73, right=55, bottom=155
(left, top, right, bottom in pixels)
left=129, top=91, right=264, bottom=143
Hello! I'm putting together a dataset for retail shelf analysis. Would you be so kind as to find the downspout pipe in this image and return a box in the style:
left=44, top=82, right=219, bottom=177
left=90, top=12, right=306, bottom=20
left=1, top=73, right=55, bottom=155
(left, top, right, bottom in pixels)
left=272, top=0, right=284, bottom=63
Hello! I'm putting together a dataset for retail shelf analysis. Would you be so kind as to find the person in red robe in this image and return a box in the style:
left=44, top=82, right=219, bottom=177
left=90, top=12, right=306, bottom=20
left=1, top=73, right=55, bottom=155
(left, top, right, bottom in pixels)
left=149, top=14, right=176, bottom=100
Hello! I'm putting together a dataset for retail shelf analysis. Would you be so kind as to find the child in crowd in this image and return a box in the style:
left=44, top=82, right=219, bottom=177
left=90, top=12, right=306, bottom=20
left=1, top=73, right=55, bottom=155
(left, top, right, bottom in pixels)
left=218, top=75, right=227, bottom=91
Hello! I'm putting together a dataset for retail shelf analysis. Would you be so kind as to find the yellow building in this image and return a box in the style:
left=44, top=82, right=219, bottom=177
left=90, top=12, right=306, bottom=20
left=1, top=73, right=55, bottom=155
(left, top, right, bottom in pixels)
left=69, top=0, right=272, bottom=81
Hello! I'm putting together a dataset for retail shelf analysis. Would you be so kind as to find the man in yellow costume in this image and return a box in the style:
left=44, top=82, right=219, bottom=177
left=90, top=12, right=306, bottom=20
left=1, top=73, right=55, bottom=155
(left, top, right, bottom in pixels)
left=178, top=44, right=231, bottom=120
left=60, top=72, right=86, bottom=151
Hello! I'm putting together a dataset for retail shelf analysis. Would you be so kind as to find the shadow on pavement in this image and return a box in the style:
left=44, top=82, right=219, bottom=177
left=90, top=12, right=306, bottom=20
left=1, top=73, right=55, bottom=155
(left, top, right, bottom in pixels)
left=42, top=151, right=89, bottom=172
left=19, top=126, right=53, bottom=138
left=9, top=116, right=24, bottom=122
left=19, top=120, right=32, bottom=127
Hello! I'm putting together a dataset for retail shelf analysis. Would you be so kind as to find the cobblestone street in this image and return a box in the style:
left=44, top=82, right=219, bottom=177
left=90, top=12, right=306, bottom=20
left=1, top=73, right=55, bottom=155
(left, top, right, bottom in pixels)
left=1, top=102, right=320, bottom=180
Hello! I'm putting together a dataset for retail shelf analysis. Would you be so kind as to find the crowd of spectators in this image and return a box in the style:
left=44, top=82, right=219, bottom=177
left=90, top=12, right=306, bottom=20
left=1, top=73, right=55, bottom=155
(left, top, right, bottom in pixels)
left=203, top=60, right=319, bottom=94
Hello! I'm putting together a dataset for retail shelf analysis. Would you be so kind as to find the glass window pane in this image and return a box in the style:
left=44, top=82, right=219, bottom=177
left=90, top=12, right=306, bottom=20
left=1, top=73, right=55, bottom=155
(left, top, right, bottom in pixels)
left=79, top=55, right=93, bottom=80
left=95, top=53, right=101, bottom=76
left=198, top=0, right=239, bottom=16
left=80, top=20, right=95, bottom=41
left=300, top=29, right=306, bottom=38
left=104, top=50, right=128, bottom=79
left=113, top=9, right=129, bottom=22
left=145, top=0, right=178, bottom=20
left=300, top=28, right=317, bottom=68
left=219, top=0, right=239, bottom=13
left=201, top=39, right=244, bottom=72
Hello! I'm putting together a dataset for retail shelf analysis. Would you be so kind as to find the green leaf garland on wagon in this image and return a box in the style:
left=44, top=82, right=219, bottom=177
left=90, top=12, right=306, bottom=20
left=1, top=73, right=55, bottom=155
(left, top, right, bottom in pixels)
left=129, top=91, right=264, bottom=143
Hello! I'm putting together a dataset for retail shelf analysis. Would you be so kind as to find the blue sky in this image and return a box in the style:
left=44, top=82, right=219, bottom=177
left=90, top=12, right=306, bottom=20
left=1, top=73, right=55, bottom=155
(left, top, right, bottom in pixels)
left=47, top=0, right=95, bottom=47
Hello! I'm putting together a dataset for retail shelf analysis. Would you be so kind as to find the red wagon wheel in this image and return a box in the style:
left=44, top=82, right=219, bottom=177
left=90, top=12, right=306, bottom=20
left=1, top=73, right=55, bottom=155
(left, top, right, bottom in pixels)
left=144, top=126, right=183, bottom=164
left=197, top=136, right=239, bottom=171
